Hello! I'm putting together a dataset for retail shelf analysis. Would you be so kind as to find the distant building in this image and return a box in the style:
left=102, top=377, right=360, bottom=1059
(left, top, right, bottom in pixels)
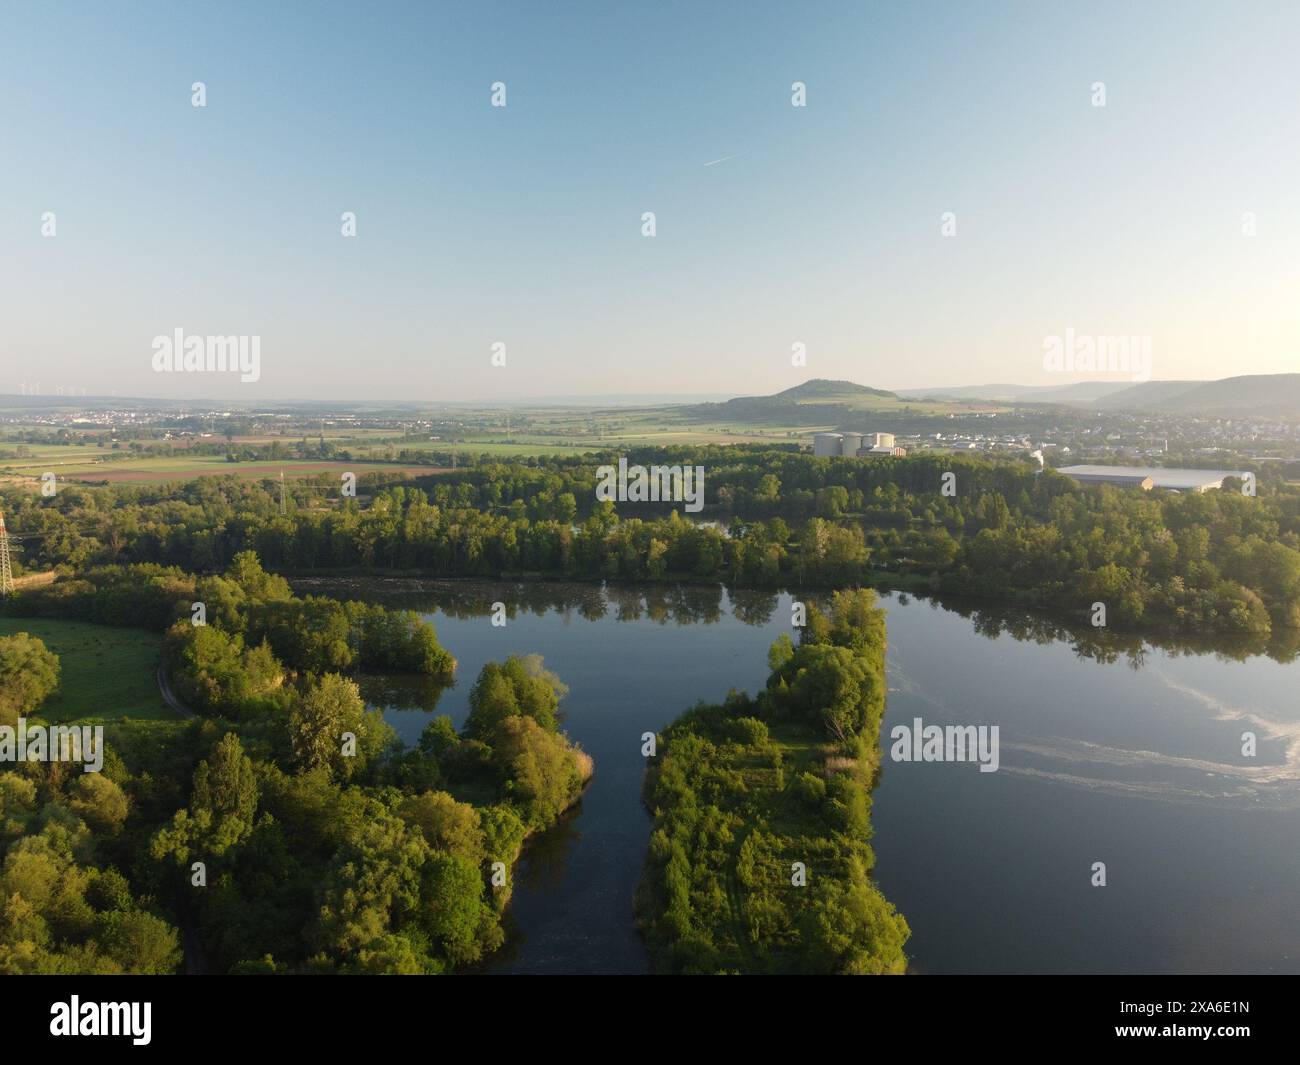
left=813, top=432, right=843, bottom=457
left=811, top=430, right=907, bottom=458
left=1056, top=465, right=1245, bottom=493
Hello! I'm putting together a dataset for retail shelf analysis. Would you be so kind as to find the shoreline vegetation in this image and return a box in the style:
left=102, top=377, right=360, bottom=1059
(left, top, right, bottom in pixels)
left=0, top=554, right=591, bottom=974
left=3, top=554, right=1293, bottom=974
left=282, top=572, right=1300, bottom=666
left=636, top=589, right=910, bottom=974
left=3, top=562, right=1291, bottom=974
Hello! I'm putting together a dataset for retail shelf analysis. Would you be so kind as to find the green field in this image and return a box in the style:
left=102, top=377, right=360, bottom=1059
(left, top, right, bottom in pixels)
left=0, top=442, right=118, bottom=462
left=350, top=408, right=820, bottom=459
left=0, top=617, right=172, bottom=723
left=0, top=453, right=432, bottom=485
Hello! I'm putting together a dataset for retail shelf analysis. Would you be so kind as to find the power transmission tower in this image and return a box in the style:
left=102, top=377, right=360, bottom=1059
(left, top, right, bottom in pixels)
left=0, top=511, right=13, bottom=596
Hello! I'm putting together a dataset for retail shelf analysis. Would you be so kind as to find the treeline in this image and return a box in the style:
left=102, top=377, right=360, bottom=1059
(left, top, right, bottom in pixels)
left=2, top=573, right=592, bottom=973
left=637, top=589, right=909, bottom=975
left=7, top=553, right=455, bottom=700
left=5, top=446, right=1299, bottom=636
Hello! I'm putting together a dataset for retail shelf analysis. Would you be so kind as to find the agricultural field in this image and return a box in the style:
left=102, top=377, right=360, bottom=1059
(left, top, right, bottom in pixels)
left=0, top=616, right=172, bottom=723
left=0, top=441, right=119, bottom=464
left=349, top=406, right=822, bottom=459
left=0, top=452, right=435, bottom=485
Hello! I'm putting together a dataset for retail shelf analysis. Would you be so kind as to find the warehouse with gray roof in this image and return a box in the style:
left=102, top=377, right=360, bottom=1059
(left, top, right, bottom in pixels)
left=1056, top=465, right=1247, bottom=493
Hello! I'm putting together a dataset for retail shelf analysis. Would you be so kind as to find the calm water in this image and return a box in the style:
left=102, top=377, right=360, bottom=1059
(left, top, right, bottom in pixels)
left=306, top=578, right=1300, bottom=975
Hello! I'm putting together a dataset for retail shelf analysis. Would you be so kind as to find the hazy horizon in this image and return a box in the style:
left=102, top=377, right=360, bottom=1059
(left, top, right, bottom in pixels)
left=2, top=370, right=1281, bottom=409
left=5, top=0, right=1299, bottom=401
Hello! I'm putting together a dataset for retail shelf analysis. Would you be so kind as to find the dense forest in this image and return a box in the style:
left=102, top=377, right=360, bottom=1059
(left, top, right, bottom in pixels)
left=637, top=588, right=909, bottom=974
left=0, top=555, right=591, bottom=974
left=4, top=446, right=1299, bottom=637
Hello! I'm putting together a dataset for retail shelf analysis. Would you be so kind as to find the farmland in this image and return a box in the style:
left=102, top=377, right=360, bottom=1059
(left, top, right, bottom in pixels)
left=0, top=449, right=438, bottom=485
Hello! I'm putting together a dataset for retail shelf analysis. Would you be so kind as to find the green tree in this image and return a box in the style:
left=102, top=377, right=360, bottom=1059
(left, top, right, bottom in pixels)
left=490, top=715, right=587, bottom=828
left=420, top=853, right=498, bottom=965
left=153, top=733, right=259, bottom=862
left=397, top=791, right=485, bottom=865
left=288, top=673, right=386, bottom=779
left=67, top=775, right=129, bottom=835
left=94, top=910, right=182, bottom=975
left=0, top=634, right=60, bottom=727
left=465, top=655, right=568, bottom=739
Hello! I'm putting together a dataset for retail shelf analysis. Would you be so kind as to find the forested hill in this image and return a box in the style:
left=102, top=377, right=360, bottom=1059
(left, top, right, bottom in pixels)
left=1092, top=373, right=1300, bottom=418
left=772, top=379, right=898, bottom=400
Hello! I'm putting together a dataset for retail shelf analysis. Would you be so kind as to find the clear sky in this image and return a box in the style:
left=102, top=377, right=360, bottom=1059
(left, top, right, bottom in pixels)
left=3, top=0, right=1298, bottom=401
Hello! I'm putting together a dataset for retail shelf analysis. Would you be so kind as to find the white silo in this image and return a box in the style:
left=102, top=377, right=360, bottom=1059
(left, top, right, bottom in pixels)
left=839, top=432, right=864, bottom=457
left=814, top=433, right=843, bottom=457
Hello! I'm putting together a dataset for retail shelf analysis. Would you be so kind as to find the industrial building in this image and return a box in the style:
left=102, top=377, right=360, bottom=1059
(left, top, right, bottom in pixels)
left=813, top=432, right=845, bottom=457
left=812, top=431, right=907, bottom=459
left=861, top=443, right=907, bottom=458
left=1056, top=465, right=1246, bottom=493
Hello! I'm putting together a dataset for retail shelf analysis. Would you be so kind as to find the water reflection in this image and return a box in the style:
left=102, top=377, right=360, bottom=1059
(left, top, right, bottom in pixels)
left=511, top=804, right=584, bottom=894
left=296, top=575, right=1300, bottom=667
left=923, top=595, right=1300, bottom=666
left=294, top=576, right=733, bottom=626
left=356, top=672, right=451, bottom=714
left=297, top=576, right=1300, bottom=973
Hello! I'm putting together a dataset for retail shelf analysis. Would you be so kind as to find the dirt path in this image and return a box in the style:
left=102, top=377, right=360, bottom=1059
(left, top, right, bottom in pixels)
left=156, top=664, right=197, bottom=719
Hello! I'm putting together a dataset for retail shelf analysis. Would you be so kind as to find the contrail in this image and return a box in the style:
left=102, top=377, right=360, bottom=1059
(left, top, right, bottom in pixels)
left=704, top=154, right=740, bottom=167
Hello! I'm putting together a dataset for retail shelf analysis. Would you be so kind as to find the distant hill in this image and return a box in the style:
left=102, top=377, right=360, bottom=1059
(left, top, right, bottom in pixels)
left=901, top=373, right=1300, bottom=419
left=1091, top=374, right=1300, bottom=417
left=1088, top=381, right=1202, bottom=410
left=900, top=381, right=1133, bottom=404
left=673, top=372, right=1300, bottom=425
left=675, top=378, right=965, bottom=427
left=772, top=379, right=899, bottom=400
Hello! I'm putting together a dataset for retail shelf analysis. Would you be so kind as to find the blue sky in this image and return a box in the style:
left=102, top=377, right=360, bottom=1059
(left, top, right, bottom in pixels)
left=3, top=0, right=1298, bottom=400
